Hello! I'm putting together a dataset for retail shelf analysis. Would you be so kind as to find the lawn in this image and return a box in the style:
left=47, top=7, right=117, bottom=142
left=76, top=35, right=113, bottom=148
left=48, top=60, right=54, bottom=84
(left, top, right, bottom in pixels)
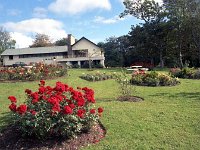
left=0, top=68, right=200, bottom=150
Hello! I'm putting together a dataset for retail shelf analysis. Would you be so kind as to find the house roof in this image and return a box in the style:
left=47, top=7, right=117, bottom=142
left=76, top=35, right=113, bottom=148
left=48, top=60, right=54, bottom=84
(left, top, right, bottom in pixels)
left=72, top=37, right=100, bottom=48
left=1, top=46, right=68, bottom=56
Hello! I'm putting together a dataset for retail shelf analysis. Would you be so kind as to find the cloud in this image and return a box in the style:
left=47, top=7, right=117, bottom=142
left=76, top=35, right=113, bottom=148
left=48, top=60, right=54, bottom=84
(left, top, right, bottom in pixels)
left=48, top=0, right=111, bottom=15
left=10, top=32, right=33, bottom=48
left=4, top=18, right=68, bottom=48
left=7, top=9, right=21, bottom=16
left=93, top=16, right=125, bottom=24
left=33, top=7, right=47, bottom=18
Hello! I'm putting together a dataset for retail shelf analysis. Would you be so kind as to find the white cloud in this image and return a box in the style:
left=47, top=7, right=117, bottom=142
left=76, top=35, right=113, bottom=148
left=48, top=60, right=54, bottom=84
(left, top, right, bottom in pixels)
left=94, top=16, right=125, bottom=24
left=33, top=7, right=47, bottom=18
left=11, top=32, right=33, bottom=48
left=48, top=0, right=111, bottom=15
left=4, top=18, right=68, bottom=48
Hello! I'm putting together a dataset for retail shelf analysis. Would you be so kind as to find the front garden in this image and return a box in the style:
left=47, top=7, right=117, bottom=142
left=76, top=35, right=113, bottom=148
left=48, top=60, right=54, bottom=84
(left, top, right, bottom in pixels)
left=0, top=68, right=200, bottom=149
left=0, top=63, right=67, bottom=81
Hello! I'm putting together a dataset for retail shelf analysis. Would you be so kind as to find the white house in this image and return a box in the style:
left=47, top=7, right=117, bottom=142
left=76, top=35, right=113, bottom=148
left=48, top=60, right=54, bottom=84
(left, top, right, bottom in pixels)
left=1, top=34, right=105, bottom=67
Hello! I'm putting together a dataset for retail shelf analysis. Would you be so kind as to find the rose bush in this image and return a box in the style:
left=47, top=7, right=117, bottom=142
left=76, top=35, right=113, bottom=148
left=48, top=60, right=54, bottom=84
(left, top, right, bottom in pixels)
left=130, top=71, right=180, bottom=86
left=80, top=71, right=115, bottom=82
left=8, top=80, right=103, bottom=139
left=0, top=63, right=67, bottom=81
left=170, top=67, right=200, bottom=79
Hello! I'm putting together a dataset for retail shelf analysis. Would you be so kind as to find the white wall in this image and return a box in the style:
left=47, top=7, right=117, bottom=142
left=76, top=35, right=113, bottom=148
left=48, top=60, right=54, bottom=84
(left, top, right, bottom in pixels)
left=72, top=38, right=103, bottom=58
left=3, top=55, right=63, bottom=66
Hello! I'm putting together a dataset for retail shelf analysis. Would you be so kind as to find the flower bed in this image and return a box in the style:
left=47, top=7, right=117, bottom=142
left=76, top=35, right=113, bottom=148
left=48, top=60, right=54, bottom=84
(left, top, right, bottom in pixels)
left=130, top=71, right=180, bottom=86
left=0, top=63, right=67, bottom=81
left=170, top=67, right=200, bottom=79
left=80, top=71, right=115, bottom=82
left=8, top=80, right=104, bottom=139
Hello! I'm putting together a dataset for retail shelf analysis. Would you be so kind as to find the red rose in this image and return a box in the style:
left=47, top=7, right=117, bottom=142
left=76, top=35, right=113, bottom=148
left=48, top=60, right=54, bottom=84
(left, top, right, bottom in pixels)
left=52, top=104, right=60, bottom=112
left=9, top=103, right=17, bottom=112
left=30, top=110, right=37, bottom=115
left=69, top=103, right=75, bottom=109
left=17, top=104, right=27, bottom=114
left=39, top=86, right=45, bottom=94
left=98, top=107, right=103, bottom=113
left=90, top=109, right=96, bottom=114
left=25, top=89, right=32, bottom=94
left=8, top=96, right=17, bottom=103
left=40, top=80, right=45, bottom=86
left=77, top=109, right=85, bottom=118
left=63, top=105, right=73, bottom=114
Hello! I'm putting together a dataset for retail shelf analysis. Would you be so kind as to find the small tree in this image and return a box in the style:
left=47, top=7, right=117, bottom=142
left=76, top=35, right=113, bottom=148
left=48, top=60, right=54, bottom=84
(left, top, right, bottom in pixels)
left=30, top=33, right=53, bottom=48
left=0, top=26, right=16, bottom=54
left=114, top=69, right=135, bottom=100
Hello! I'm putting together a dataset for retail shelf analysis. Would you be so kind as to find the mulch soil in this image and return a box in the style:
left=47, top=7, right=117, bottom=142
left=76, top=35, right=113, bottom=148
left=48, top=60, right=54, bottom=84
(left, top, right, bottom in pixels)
left=118, top=96, right=144, bottom=102
left=0, top=122, right=106, bottom=150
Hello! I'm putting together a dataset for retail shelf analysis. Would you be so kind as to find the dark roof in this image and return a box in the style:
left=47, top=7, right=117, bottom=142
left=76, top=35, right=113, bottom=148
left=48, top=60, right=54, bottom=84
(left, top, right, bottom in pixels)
left=1, top=46, right=68, bottom=56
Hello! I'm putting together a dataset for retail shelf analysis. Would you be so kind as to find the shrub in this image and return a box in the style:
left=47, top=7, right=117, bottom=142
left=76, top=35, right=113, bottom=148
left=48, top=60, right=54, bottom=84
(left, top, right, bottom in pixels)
left=8, top=80, right=103, bottom=139
left=169, top=67, right=198, bottom=79
left=80, top=71, right=115, bottom=82
left=131, top=71, right=180, bottom=86
left=0, top=63, right=67, bottom=81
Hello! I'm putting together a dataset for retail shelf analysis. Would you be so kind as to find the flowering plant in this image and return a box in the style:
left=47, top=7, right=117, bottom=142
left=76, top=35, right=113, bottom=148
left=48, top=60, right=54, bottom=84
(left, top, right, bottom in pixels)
left=80, top=71, right=115, bottom=82
left=131, top=71, right=180, bottom=86
left=8, top=80, right=103, bottom=139
left=169, top=67, right=199, bottom=79
left=0, top=63, right=67, bottom=81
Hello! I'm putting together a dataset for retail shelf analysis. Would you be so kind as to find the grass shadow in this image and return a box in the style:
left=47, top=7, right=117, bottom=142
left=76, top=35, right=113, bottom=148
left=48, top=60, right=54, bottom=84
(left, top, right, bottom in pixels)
left=150, top=92, right=200, bottom=101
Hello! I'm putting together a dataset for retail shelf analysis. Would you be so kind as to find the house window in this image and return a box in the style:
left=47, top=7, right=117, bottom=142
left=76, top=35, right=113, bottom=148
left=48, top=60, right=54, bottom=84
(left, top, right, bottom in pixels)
left=9, top=55, right=13, bottom=60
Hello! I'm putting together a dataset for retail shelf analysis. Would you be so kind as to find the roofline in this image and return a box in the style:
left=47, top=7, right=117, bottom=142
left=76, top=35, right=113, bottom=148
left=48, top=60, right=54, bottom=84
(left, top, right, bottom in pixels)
left=0, top=46, right=68, bottom=56
left=72, top=37, right=100, bottom=48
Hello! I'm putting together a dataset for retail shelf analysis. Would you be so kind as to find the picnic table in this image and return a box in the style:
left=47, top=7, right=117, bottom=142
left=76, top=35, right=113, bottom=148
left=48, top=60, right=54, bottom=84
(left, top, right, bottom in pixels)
left=127, top=66, right=148, bottom=71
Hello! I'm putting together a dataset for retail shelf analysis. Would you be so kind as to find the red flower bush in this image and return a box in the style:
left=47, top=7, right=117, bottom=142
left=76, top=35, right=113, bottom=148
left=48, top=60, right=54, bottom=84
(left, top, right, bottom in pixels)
left=0, top=63, right=67, bottom=81
left=8, top=81, right=103, bottom=139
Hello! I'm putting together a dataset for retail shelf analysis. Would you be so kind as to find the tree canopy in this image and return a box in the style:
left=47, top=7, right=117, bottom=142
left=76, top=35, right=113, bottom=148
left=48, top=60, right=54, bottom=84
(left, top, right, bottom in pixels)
left=0, top=27, right=16, bottom=54
left=98, top=0, right=200, bottom=68
left=29, top=33, right=53, bottom=48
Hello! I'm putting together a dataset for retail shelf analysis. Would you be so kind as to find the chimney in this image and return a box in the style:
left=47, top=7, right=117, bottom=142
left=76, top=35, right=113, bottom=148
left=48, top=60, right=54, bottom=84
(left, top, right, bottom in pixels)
left=67, top=34, right=75, bottom=57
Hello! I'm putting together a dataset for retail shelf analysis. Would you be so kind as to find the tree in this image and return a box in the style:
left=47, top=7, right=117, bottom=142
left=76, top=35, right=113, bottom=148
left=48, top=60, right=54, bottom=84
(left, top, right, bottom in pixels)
left=121, top=0, right=168, bottom=67
left=30, top=33, right=53, bottom=48
left=98, top=37, right=126, bottom=67
left=0, top=27, right=16, bottom=54
left=120, top=0, right=166, bottom=23
left=54, top=37, right=69, bottom=46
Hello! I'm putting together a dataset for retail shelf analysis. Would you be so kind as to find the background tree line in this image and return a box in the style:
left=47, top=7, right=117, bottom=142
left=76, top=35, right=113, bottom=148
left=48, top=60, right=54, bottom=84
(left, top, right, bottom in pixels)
left=98, top=0, right=200, bottom=68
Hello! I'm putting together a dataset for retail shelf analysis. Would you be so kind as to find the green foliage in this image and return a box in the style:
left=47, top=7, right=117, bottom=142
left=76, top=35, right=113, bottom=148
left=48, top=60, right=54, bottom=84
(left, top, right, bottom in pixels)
left=54, top=37, right=69, bottom=46
left=131, top=71, right=180, bottom=86
left=80, top=71, right=115, bottom=82
left=170, top=67, right=200, bottom=79
left=7, top=81, right=103, bottom=139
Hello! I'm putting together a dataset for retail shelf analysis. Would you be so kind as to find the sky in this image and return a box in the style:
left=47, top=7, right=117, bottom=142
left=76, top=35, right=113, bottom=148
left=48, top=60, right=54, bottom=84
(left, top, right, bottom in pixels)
left=0, top=0, right=162, bottom=48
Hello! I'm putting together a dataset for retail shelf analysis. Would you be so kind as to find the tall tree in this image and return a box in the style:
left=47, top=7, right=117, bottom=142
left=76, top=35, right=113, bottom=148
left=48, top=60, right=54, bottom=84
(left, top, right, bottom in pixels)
left=98, top=37, right=125, bottom=67
left=30, top=33, right=53, bottom=48
left=121, top=0, right=167, bottom=67
left=0, top=27, right=16, bottom=54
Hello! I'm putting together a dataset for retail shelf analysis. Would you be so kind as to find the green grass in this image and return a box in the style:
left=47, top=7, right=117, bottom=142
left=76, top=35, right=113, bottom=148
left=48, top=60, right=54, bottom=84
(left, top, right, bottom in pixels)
left=0, top=68, right=200, bottom=150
